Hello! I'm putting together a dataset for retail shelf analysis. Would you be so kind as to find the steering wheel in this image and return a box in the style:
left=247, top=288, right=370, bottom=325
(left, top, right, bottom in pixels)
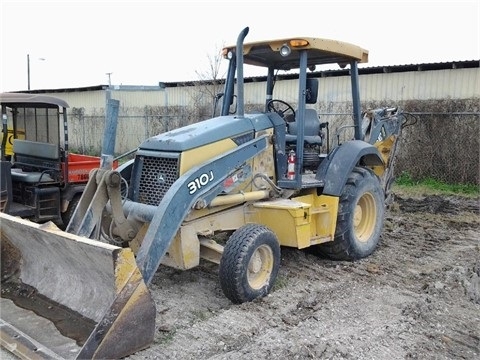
left=267, top=100, right=295, bottom=122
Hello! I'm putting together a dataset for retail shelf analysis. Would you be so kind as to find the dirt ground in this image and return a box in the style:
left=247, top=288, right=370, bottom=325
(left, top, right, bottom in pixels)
left=126, top=190, right=479, bottom=360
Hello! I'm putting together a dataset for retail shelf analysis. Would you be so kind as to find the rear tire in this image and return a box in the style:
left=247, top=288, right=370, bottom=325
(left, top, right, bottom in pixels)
left=316, top=167, right=385, bottom=260
left=61, top=194, right=81, bottom=230
left=219, top=224, right=281, bottom=304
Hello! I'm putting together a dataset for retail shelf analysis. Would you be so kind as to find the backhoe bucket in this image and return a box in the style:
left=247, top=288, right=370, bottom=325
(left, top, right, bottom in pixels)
left=0, top=213, right=156, bottom=359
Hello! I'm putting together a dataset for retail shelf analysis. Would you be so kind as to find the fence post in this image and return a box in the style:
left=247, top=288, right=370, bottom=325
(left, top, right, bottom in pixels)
left=101, top=99, right=119, bottom=169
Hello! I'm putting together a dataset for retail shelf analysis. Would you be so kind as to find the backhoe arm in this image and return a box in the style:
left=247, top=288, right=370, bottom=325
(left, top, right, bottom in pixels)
left=362, top=107, right=405, bottom=202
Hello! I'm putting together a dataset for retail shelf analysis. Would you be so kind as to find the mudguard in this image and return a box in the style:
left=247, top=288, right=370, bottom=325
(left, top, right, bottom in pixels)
left=315, top=140, right=384, bottom=197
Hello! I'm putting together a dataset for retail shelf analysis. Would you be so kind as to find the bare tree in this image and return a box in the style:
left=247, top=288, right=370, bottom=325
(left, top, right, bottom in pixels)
left=183, top=42, right=228, bottom=121
left=195, top=42, right=227, bottom=99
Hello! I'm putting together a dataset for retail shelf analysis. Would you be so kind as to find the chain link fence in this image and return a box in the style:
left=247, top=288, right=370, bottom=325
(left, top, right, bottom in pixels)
left=396, top=99, right=479, bottom=185
left=395, top=112, right=479, bottom=184
left=67, top=100, right=480, bottom=186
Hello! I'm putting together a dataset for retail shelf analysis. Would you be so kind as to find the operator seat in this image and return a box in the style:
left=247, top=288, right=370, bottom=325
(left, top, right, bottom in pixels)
left=285, top=108, right=322, bottom=145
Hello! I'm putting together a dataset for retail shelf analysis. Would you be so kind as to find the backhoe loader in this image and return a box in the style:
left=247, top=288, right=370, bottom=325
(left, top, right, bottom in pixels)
left=0, top=27, right=406, bottom=359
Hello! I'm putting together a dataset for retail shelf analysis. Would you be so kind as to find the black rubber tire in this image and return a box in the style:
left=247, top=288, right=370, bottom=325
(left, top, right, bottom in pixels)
left=316, top=167, right=385, bottom=260
left=219, top=224, right=281, bottom=304
left=61, top=194, right=81, bottom=230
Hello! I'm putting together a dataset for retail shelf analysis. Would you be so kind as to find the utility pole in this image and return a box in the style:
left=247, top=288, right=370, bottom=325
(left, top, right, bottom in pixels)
left=106, top=72, right=113, bottom=87
left=27, top=54, right=30, bottom=90
left=27, top=54, right=46, bottom=90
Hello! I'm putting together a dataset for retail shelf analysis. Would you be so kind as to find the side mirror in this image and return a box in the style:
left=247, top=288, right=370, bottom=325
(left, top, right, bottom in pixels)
left=213, top=93, right=237, bottom=117
left=305, top=78, right=319, bottom=104
left=229, top=95, right=238, bottom=115
left=212, top=93, right=224, bottom=117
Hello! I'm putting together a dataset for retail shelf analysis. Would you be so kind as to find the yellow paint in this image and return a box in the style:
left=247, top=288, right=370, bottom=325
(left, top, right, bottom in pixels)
left=179, top=138, right=238, bottom=175
left=0, top=129, right=25, bottom=156
left=129, top=223, right=149, bottom=254
left=293, top=193, right=339, bottom=244
left=162, top=226, right=200, bottom=270
left=185, top=203, right=237, bottom=221
left=166, top=206, right=248, bottom=268
left=231, top=37, right=369, bottom=63
left=372, top=135, right=396, bottom=176
left=92, top=270, right=155, bottom=359
left=248, top=192, right=339, bottom=249
left=252, top=130, right=276, bottom=182
left=250, top=199, right=311, bottom=248
left=114, top=248, right=141, bottom=293
left=184, top=130, right=275, bottom=223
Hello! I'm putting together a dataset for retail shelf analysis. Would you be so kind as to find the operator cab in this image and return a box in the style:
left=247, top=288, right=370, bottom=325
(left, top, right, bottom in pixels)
left=281, top=78, right=322, bottom=143
left=268, top=78, right=326, bottom=171
left=220, top=29, right=369, bottom=189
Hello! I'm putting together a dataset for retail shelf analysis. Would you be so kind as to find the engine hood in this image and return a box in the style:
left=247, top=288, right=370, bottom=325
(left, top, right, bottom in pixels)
left=138, top=114, right=274, bottom=152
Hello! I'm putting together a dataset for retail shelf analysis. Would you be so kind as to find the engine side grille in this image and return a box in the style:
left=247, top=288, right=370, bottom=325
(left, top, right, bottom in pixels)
left=137, top=155, right=179, bottom=206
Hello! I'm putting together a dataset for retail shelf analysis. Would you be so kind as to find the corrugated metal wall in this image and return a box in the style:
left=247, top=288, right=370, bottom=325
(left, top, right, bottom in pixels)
left=360, top=68, right=479, bottom=101
left=40, top=65, right=479, bottom=183
left=46, top=66, right=479, bottom=115
left=57, top=90, right=107, bottom=111
left=42, top=66, right=479, bottom=118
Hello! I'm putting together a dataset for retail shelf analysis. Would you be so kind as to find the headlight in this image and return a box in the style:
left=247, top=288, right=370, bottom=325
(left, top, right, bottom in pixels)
left=280, top=44, right=291, bottom=57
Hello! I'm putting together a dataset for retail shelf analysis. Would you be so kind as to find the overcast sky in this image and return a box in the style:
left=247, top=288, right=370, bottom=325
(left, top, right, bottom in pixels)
left=1, top=0, right=479, bottom=92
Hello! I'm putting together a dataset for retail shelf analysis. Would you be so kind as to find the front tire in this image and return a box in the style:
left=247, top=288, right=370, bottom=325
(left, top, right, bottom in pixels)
left=219, top=224, right=281, bottom=304
left=317, top=167, right=385, bottom=260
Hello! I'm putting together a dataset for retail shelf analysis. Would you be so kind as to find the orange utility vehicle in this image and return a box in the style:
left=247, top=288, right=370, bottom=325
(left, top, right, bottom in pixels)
left=0, top=93, right=116, bottom=227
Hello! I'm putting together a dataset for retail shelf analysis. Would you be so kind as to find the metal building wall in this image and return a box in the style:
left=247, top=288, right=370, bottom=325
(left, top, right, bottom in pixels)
left=41, top=65, right=480, bottom=112
left=242, top=67, right=480, bottom=105
left=109, top=89, right=167, bottom=109
left=39, top=63, right=479, bottom=156
left=360, top=68, right=479, bottom=101
left=49, top=90, right=107, bottom=111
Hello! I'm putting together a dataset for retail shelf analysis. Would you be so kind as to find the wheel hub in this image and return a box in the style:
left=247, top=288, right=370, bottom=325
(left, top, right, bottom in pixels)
left=248, top=251, right=262, bottom=273
left=247, top=245, right=274, bottom=289
left=354, top=192, right=377, bottom=243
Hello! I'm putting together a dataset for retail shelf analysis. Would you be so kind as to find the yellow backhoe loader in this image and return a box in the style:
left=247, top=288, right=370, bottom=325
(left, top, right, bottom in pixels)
left=1, top=27, right=407, bottom=359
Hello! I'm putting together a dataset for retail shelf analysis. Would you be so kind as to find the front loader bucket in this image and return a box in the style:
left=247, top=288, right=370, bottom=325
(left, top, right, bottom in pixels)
left=0, top=213, right=156, bottom=359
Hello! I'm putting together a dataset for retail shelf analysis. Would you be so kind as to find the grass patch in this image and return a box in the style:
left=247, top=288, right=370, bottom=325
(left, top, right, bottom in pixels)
left=158, top=328, right=177, bottom=345
left=191, top=309, right=212, bottom=322
left=394, top=172, right=479, bottom=197
left=272, top=275, right=289, bottom=292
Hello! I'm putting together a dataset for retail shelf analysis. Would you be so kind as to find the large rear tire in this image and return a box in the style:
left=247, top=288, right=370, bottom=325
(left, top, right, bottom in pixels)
left=219, top=224, right=281, bottom=304
left=317, top=167, right=385, bottom=260
left=61, top=194, right=81, bottom=230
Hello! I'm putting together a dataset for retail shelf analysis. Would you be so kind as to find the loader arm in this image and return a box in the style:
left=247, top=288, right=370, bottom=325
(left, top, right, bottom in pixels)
left=136, top=134, right=269, bottom=284
left=65, top=168, right=112, bottom=236
left=66, top=168, right=135, bottom=240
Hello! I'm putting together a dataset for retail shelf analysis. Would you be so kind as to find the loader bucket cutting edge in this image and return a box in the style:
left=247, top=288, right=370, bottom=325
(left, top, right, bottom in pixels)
left=0, top=212, right=156, bottom=359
